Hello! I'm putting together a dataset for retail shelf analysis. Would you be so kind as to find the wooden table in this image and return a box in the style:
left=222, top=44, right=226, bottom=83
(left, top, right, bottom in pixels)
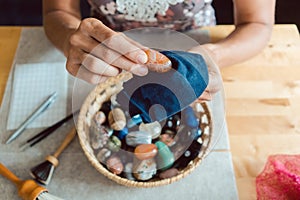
left=1, top=25, right=299, bottom=199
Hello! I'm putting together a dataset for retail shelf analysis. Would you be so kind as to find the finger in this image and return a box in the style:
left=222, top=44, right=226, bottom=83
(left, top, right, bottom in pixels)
left=102, top=33, right=148, bottom=64
left=81, top=53, right=120, bottom=76
left=66, top=60, right=109, bottom=84
left=69, top=31, right=100, bottom=54
left=76, top=65, right=109, bottom=85
left=122, top=38, right=172, bottom=73
left=90, top=44, right=148, bottom=76
left=66, top=48, right=116, bottom=84
left=80, top=18, right=148, bottom=64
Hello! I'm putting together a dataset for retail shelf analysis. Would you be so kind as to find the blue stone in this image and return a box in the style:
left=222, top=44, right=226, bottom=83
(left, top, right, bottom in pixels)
left=127, top=114, right=143, bottom=128
left=182, top=106, right=199, bottom=128
left=114, top=127, right=128, bottom=140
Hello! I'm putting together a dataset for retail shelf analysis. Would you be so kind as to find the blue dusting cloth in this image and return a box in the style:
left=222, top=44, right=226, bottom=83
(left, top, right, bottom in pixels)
left=117, top=50, right=209, bottom=123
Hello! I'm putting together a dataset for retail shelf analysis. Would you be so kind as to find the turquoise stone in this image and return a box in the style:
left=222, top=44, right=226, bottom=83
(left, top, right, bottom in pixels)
left=155, top=141, right=175, bottom=171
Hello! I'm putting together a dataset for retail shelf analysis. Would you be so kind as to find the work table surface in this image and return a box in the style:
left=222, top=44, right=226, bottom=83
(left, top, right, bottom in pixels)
left=0, top=24, right=300, bottom=199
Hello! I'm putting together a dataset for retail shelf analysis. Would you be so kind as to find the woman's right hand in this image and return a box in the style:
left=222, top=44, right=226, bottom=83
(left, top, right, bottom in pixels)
left=65, top=18, right=151, bottom=84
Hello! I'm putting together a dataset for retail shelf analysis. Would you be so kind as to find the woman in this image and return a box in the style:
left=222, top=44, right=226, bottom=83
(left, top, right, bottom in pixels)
left=42, top=0, right=275, bottom=89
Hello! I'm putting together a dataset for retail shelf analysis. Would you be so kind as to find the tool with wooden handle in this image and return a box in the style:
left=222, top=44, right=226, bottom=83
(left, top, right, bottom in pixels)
left=0, top=162, right=63, bottom=200
left=30, top=127, right=77, bottom=185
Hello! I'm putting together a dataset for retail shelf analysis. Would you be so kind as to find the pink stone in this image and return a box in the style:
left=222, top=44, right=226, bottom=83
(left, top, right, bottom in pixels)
left=106, top=156, right=123, bottom=175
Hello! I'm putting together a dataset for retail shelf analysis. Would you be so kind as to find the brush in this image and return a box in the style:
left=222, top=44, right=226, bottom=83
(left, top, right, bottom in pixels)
left=30, top=127, right=76, bottom=185
left=0, top=162, right=64, bottom=200
left=20, top=110, right=79, bottom=151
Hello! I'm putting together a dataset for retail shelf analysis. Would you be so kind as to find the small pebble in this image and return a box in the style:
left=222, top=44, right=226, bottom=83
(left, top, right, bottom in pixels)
left=124, top=163, right=135, bottom=180
left=133, top=158, right=157, bottom=181
left=127, top=114, right=143, bottom=128
left=108, top=108, right=126, bottom=131
left=93, top=111, right=106, bottom=127
left=96, top=148, right=111, bottom=163
left=134, top=144, right=158, bottom=160
left=139, top=121, right=162, bottom=139
left=126, top=131, right=152, bottom=147
left=107, top=135, right=122, bottom=152
left=91, top=134, right=108, bottom=150
left=159, top=168, right=179, bottom=179
left=106, top=155, right=124, bottom=175
left=159, top=131, right=176, bottom=147
left=155, top=141, right=175, bottom=171
left=182, top=106, right=199, bottom=128
left=114, top=127, right=128, bottom=140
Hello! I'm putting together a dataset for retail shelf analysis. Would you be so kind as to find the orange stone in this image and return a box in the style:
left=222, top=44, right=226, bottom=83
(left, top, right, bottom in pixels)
left=145, top=49, right=172, bottom=73
left=134, top=144, right=158, bottom=160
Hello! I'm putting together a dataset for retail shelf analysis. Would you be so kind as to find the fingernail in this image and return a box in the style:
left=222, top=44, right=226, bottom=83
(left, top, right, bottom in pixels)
left=131, top=65, right=148, bottom=76
left=137, top=54, right=148, bottom=64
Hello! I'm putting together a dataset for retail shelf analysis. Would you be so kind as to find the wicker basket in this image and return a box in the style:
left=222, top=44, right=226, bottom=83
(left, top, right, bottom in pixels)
left=77, top=72, right=213, bottom=187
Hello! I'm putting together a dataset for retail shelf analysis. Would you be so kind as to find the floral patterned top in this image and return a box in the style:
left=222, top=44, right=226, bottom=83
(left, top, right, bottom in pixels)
left=87, top=0, right=216, bottom=31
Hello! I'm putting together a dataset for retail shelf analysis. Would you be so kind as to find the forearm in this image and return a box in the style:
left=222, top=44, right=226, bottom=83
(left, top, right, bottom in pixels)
left=203, top=22, right=273, bottom=68
left=196, top=0, right=276, bottom=68
left=44, top=11, right=81, bottom=56
left=43, top=0, right=82, bottom=57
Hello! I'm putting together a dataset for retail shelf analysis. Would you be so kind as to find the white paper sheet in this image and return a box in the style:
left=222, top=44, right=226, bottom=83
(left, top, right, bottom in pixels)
left=7, top=62, right=68, bottom=130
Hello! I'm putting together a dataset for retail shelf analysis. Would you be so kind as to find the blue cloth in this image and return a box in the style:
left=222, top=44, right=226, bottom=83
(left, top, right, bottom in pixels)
left=117, top=51, right=209, bottom=123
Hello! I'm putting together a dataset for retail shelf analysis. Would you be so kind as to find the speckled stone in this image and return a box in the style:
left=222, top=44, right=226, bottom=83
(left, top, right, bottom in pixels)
left=107, top=135, right=122, bottom=152
left=133, top=158, right=157, bottom=181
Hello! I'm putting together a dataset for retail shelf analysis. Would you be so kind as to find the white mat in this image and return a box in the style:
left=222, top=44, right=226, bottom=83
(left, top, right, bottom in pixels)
left=7, top=62, right=68, bottom=130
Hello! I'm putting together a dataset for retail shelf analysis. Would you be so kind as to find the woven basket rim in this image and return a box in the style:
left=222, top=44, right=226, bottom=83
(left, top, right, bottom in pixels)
left=76, top=72, right=214, bottom=188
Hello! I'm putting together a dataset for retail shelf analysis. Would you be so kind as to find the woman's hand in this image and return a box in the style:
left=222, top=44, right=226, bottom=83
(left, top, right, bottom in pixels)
left=188, top=44, right=223, bottom=101
left=65, top=18, right=151, bottom=84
